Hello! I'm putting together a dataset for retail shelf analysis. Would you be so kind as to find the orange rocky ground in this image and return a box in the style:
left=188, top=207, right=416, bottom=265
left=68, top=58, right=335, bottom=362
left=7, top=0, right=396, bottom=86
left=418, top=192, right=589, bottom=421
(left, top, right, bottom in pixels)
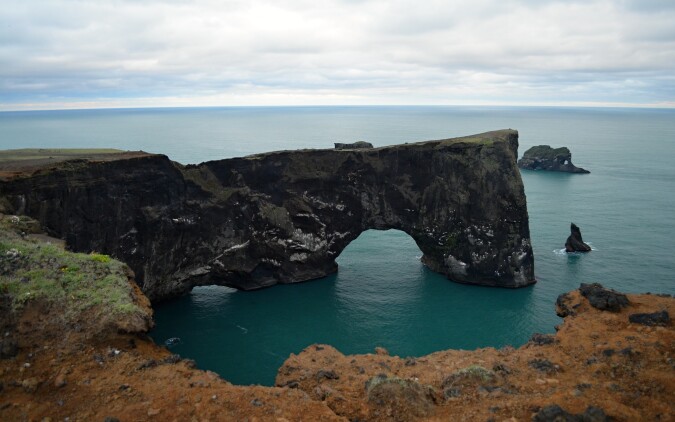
left=1, top=281, right=673, bottom=421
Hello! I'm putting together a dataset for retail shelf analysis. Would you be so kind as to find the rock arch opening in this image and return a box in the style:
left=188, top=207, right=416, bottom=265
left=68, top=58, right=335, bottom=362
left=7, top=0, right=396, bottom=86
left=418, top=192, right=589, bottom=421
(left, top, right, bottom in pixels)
left=335, top=229, right=425, bottom=277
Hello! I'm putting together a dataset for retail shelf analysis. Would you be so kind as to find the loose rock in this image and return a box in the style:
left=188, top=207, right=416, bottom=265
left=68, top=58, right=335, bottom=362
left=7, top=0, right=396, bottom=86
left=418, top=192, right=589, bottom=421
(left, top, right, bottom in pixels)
left=579, top=283, right=629, bottom=312
left=629, top=310, right=670, bottom=326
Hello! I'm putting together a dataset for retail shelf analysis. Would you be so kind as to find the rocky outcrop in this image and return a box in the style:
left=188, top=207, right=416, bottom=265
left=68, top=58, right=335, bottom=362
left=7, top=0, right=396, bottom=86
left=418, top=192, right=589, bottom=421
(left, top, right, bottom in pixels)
left=565, top=223, right=592, bottom=252
left=629, top=310, right=670, bottom=326
left=0, top=130, right=535, bottom=302
left=579, top=283, right=629, bottom=312
left=334, top=141, right=373, bottom=150
left=518, top=145, right=590, bottom=173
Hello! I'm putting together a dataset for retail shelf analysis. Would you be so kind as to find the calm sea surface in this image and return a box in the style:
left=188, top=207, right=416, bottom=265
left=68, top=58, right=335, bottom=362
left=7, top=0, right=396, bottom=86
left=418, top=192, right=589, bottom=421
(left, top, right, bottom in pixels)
left=1, top=106, right=674, bottom=385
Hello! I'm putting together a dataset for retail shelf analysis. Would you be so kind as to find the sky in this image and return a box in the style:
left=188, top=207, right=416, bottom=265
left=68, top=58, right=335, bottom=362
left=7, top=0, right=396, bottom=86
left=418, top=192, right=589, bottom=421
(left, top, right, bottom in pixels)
left=1, top=0, right=674, bottom=110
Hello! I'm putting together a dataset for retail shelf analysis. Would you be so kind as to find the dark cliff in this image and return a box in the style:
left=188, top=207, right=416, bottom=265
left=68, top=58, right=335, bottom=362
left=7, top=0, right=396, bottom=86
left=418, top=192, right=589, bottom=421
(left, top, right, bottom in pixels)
left=0, top=130, right=535, bottom=301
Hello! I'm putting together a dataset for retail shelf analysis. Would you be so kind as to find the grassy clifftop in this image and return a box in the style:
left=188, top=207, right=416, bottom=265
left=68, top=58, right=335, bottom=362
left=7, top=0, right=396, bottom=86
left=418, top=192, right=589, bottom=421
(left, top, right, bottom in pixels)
left=0, top=214, right=152, bottom=334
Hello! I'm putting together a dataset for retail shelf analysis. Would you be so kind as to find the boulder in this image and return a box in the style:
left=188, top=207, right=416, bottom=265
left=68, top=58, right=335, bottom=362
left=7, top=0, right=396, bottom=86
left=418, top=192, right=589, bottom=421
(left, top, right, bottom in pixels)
left=628, top=310, right=670, bottom=326
left=579, top=283, right=629, bottom=312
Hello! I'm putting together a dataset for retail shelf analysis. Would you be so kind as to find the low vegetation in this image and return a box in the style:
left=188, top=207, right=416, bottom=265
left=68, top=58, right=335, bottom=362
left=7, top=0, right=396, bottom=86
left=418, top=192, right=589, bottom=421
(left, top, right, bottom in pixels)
left=0, top=214, right=145, bottom=322
left=0, top=148, right=123, bottom=163
left=522, top=145, right=570, bottom=159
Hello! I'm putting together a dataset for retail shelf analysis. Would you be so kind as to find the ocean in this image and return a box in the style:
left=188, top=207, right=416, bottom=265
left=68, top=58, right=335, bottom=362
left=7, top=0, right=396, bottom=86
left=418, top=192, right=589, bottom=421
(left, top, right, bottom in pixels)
left=1, top=106, right=673, bottom=385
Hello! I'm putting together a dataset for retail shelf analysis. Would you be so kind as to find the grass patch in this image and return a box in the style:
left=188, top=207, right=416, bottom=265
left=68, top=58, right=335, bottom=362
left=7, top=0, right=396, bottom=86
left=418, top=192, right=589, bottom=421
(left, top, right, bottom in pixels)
left=0, top=148, right=123, bottom=163
left=0, top=216, right=145, bottom=321
left=522, top=145, right=570, bottom=160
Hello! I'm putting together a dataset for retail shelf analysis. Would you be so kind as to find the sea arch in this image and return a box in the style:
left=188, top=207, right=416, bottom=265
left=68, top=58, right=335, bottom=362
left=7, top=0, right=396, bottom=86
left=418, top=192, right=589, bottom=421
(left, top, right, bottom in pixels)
left=186, top=130, right=535, bottom=297
left=1, top=130, right=535, bottom=302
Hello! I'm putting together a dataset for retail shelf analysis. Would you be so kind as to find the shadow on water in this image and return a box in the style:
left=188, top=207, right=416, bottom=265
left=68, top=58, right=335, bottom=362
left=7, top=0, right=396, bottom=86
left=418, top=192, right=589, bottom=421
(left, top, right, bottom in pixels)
left=152, top=229, right=548, bottom=386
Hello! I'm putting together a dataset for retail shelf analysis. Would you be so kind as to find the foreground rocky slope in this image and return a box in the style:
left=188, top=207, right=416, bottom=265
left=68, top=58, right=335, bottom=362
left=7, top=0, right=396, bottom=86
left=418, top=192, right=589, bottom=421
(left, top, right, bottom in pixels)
left=0, top=217, right=342, bottom=421
left=1, top=226, right=672, bottom=421
left=0, top=130, right=534, bottom=301
left=276, top=285, right=673, bottom=421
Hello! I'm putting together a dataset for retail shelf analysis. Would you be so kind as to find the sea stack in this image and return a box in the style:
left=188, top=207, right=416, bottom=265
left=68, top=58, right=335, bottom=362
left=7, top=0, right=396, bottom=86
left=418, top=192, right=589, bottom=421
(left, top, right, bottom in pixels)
left=518, top=145, right=589, bottom=173
left=565, top=223, right=592, bottom=252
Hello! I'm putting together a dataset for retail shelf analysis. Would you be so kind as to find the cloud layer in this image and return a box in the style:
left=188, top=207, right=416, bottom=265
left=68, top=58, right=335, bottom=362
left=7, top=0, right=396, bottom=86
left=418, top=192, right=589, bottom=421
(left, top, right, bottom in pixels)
left=1, top=0, right=674, bottom=109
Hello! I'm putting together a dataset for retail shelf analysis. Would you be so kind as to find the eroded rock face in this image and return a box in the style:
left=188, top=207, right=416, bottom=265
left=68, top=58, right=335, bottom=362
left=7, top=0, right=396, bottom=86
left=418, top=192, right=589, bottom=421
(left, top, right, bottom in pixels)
left=518, top=145, right=590, bottom=173
left=0, top=130, right=535, bottom=301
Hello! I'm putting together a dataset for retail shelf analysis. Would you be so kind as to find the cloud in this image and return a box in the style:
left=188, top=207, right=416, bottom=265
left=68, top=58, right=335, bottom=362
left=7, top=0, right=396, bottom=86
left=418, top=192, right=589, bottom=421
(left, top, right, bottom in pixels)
left=0, top=0, right=674, bottom=109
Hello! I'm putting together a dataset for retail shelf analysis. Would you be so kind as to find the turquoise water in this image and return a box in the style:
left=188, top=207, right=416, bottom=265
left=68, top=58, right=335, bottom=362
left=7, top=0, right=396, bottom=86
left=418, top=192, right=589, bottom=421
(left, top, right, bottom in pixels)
left=1, top=106, right=674, bottom=385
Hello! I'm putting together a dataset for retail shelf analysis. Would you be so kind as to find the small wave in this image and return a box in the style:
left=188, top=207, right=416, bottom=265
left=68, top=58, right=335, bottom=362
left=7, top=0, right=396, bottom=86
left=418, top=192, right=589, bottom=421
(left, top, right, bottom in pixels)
left=164, top=337, right=182, bottom=348
left=235, top=324, right=249, bottom=334
left=553, top=243, right=597, bottom=256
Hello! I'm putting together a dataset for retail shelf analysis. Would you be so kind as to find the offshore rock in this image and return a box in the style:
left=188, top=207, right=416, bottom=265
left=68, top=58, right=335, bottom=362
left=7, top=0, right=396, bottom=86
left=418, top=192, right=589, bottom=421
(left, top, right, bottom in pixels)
left=518, top=145, right=590, bottom=173
left=0, top=130, right=535, bottom=302
left=565, top=223, right=592, bottom=252
left=334, top=141, right=373, bottom=150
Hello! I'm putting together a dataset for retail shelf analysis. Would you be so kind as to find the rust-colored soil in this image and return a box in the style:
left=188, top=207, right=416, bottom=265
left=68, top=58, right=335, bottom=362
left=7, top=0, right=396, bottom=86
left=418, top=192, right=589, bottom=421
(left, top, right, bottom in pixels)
left=1, top=289, right=672, bottom=421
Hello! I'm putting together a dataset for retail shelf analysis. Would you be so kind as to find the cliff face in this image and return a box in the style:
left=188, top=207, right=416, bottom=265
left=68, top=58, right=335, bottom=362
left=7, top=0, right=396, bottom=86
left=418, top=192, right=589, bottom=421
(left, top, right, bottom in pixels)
left=0, top=130, right=535, bottom=301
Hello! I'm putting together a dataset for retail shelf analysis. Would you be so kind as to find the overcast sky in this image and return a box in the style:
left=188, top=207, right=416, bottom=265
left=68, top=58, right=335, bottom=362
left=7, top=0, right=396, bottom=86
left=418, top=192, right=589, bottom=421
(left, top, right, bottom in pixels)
left=1, top=0, right=674, bottom=110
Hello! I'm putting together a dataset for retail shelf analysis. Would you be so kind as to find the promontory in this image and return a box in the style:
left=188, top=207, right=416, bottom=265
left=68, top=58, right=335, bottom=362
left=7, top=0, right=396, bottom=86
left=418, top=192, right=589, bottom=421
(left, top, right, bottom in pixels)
left=0, top=129, right=535, bottom=302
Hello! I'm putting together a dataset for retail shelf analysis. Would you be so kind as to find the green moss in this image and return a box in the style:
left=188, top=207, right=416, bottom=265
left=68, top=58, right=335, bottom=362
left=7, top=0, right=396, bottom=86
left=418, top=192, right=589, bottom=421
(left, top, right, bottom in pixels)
left=0, top=216, right=144, bottom=320
left=522, top=145, right=570, bottom=160
left=443, top=233, right=458, bottom=250
left=180, top=165, right=240, bottom=201
left=260, top=203, right=293, bottom=231
left=90, top=253, right=111, bottom=263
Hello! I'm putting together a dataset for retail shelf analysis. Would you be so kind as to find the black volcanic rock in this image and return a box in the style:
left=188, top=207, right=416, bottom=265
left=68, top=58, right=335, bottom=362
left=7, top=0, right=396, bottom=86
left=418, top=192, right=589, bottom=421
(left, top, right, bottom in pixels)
left=629, top=311, right=670, bottom=326
left=579, top=283, right=629, bottom=312
left=565, top=223, right=592, bottom=252
left=532, top=404, right=608, bottom=422
left=0, top=130, right=536, bottom=302
left=334, top=141, right=373, bottom=150
left=518, top=145, right=589, bottom=173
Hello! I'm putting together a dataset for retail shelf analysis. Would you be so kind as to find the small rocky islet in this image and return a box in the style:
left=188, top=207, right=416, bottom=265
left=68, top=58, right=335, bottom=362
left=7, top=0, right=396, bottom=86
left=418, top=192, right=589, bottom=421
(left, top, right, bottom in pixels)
left=518, top=145, right=590, bottom=173
left=1, top=131, right=673, bottom=420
